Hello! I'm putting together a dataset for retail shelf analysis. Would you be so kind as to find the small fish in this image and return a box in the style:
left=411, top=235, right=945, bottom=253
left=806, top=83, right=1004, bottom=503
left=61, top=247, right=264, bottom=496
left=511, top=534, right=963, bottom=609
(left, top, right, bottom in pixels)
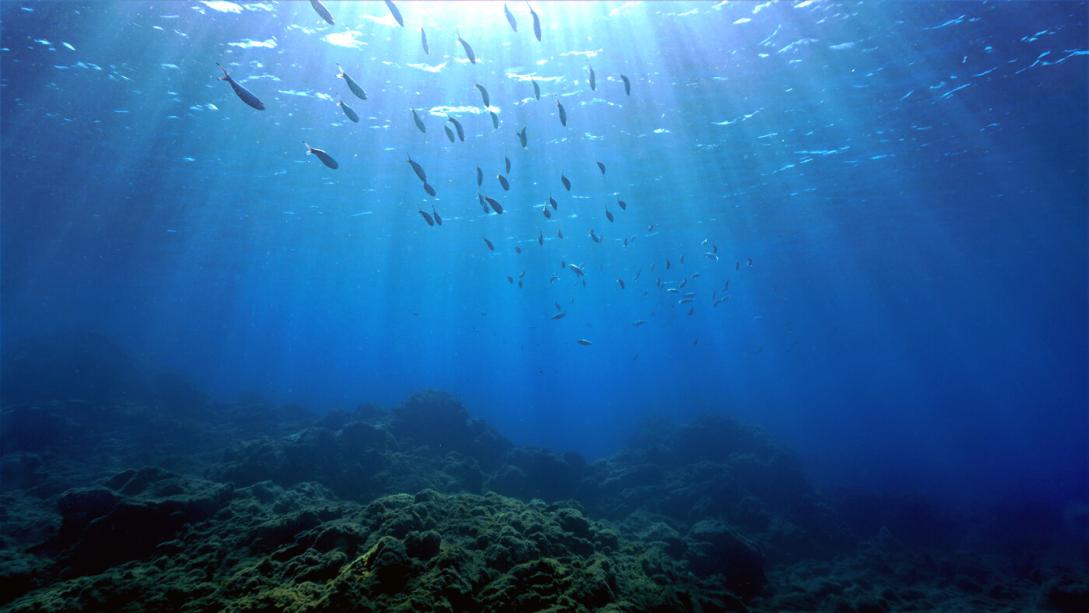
left=596, top=161, right=606, bottom=175
left=569, top=263, right=585, bottom=277
left=549, top=195, right=558, bottom=209
left=337, top=65, right=367, bottom=100
left=515, top=245, right=522, bottom=254
left=678, top=297, right=694, bottom=305
left=736, top=261, right=740, bottom=271
left=478, top=193, right=489, bottom=213
left=384, top=0, right=404, bottom=27
left=577, top=339, right=593, bottom=346
left=433, top=207, right=443, bottom=225
left=475, top=83, right=491, bottom=108
left=485, top=196, right=504, bottom=214
left=498, top=174, right=510, bottom=191
left=418, top=210, right=435, bottom=226
left=552, top=311, right=566, bottom=320
left=532, top=80, right=541, bottom=100
left=411, top=108, right=426, bottom=133
left=507, top=276, right=514, bottom=284
left=633, top=320, right=646, bottom=327
left=504, top=3, right=518, bottom=31
left=517, top=127, right=527, bottom=148
left=557, top=100, right=567, bottom=126
left=555, top=303, right=562, bottom=311
left=444, top=124, right=456, bottom=142
left=648, top=224, right=656, bottom=232
left=457, top=31, right=477, bottom=64
left=490, top=111, right=500, bottom=129
left=528, top=2, right=542, bottom=41
left=217, top=63, right=264, bottom=110
left=588, top=64, right=596, bottom=91
left=448, top=115, right=465, bottom=141
left=617, top=278, right=625, bottom=289
left=561, top=173, right=571, bottom=191
left=421, top=28, right=429, bottom=54
left=305, top=143, right=338, bottom=169
left=407, top=156, right=427, bottom=182
left=557, top=229, right=564, bottom=239
left=538, top=230, right=544, bottom=246
left=476, top=166, right=484, bottom=186
left=550, top=276, right=559, bottom=284
left=679, top=278, right=688, bottom=289
left=518, top=279, right=524, bottom=288
left=680, top=255, right=685, bottom=264
left=309, top=0, right=334, bottom=25
left=621, top=74, right=631, bottom=96
left=423, top=182, right=436, bottom=197
left=704, top=252, right=719, bottom=261
left=338, top=99, right=359, bottom=122
left=747, top=257, right=753, bottom=268
left=605, top=209, right=614, bottom=222
left=589, top=228, right=602, bottom=243
left=543, top=208, right=552, bottom=219
left=617, top=199, right=627, bottom=210
left=483, top=237, right=495, bottom=251
left=688, top=307, right=695, bottom=316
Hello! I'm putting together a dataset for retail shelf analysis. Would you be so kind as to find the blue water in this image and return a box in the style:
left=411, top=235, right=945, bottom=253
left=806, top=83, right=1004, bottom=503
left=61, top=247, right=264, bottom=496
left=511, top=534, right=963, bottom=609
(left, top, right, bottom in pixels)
left=2, top=0, right=1086, bottom=512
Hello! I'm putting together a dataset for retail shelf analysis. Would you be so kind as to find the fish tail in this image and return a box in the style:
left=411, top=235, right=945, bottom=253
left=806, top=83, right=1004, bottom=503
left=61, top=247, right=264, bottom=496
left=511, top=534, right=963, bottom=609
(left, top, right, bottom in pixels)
left=216, top=63, right=229, bottom=80
left=336, top=65, right=345, bottom=79
left=304, top=142, right=312, bottom=154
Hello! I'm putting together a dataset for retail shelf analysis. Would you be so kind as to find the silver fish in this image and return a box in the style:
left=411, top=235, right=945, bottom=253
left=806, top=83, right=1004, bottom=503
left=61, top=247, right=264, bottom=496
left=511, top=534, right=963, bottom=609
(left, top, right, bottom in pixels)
left=588, top=64, right=596, bottom=91
left=517, top=127, right=527, bottom=148
left=444, top=125, right=455, bottom=142
left=310, top=0, right=334, bottom=25
left=423, top=182, right=436, bottom=197
left=557, top=100, right=567, bottom=126
left=407, top=156, right=427, bottom=182
left=596, top=161, right=606, bottom=175
left=457, top=31, right=477, bottom=63
left=384, top=0, right=404, bottom=27
left=532, top=80, right=541, bottom=100
left=305, top=143, right=337, bottom=169
left=217, top=64, right=264, bottom=110
left=605, top=209, right=614, bottom=222
left=505, top=156, right=511, bottom=174
left=412, top=108, right=426, bottom=133
left=476, top=166, right=483, bottom=186
left=483, top=237, right=495, bottom=251
left=528, top=2, right=542, bottom=41
left=498, top=174, right=510, bottom=191
left=338, top=99, right=359, bottom=122
left=418, top=209, right=435, bottom=226
left=337, top=65, right=367, bottom=100
left=577, top=339, right=592, bottom=346
left=504, top=3, right=518, bottom=31
left=561, top=173, right=571, bottom=191
left=485, top=196, right=504, bottom=214
left=476, top=83, right=490, bottom=108
left=421, top=28, right=429, bottom=54
left=621, top=74, right=631, bottom=96
left=490, top=111, right=500, bottom=129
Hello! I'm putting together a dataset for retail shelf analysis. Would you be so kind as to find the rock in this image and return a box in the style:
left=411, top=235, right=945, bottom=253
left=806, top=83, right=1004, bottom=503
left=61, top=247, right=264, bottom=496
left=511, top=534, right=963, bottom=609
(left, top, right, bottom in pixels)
left=687, top=519, right=766, bottom=600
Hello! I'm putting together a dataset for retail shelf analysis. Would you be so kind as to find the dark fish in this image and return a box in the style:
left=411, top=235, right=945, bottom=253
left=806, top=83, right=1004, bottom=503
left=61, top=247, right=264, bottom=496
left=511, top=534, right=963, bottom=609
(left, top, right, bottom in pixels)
left=305, top=143, right=338, bottom=169
left=507, top=276, right=514, bottom=284
left=588, top=64, right=596, bottom=91
left=561, top=173, right=571, bottom=191
left=338, top=99, right=359, bottom=122
left=483, top=237, right=495, bottom=251
left=337, top=65, right=367, bottom=100
left=557, top=228, right=564, bottom=239
left=555, top=302, right=562, bottom=311
left=589, top=228, right=602, bottom=243
left=478, top=193, right=489, bottom=213
left=476, top=166, right=483, bottom=186
left=605, top=209, right=614, bottom=222
left=504, top=3, right=518, bottom=31
left=569, top=263, right=585, bottom=276
left=444, top=124, right=455, bottom=142
left=552, top=311, right=566, bottom=320
left=748, top=257, right=753, bottom=268
left=557, top=100, right=567, bottom=126
left=448, top=115, right=465, bottom=141
left=517, top=127, right=527, bottom=148
left=532, top=80, right=541, bottom=100
left=457, top=31, right=477, bottom=64
left=688, top=307, right=695, bottom=316
left=528, top=2, right=542, bottom=41
left=633, top=320, right=646, bottom=327
left=485, top=196, right=504, bottom=214
left=617, top=278, right=625, bottom=289
left=407, top=156, right=427, bottom=182
left=421, top=28, right=429, bottom=54
left=424, top=182, right=436, bottom=197
left=577, top=339, right=592, bottom=346
left=549, top=195, right=558, bottom=209
left=384, top=0, right=404, bottom=27
left=543, top=207, right=552, bottom=219
left=617, top=199, right=627, bottom=210
left=418, top=209, right=435, bottom=226
left=217, top=64, right=264, bottom=110
left=648, top=224, right=656, bottom=232
left=412, top=108, right=426, bottom=133
left=597, top=161, right=606, bottom=175
left=498, top=174, right=510, bottom=191
left=476, top=83, right=491, bottom=108
left=490, top=112, right=500, bottom=129
left=621, top=74, right=631, bottom=95
left=538, top=230, right=544, bottom=246
left=666, top=259, right=672, bottom=270
left=309, top=0, right=334, bottom=25
left=433, top=207, right=443, bottom=225
left=515, top=245, right=522, bottom=254
left=680, top=255, right=685, bottom=264
left=504, top=156, right=511, bottom=174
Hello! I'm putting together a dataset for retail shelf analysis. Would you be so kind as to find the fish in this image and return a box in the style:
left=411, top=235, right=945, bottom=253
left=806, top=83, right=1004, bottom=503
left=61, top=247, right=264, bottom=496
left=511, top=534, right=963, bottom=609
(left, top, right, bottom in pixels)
left=557, top=100, right=567, bottom=126
left=418, top=209, right=435, bottom=226
left=704, top=252, right=719, bottom=261
left=490, top=112, right=500, bottom=129
left=617, top=278, right=625, bottom=289
left=678, top=278, right=688, bottom=289
left=337, top=65, right=367, bottom=100
left=498, top=174, right=510, bottom=191
left=748, top=258, right=753, bottom=268
left=485, top=196, right=504, bottom=214
left=483, top=237, right=495, bottom=251
left=605, top=209, right=614, bottom=222
left=557, top=228, right=564, bottom=239
left=596, top=161, right=606, bottom=175
left=518, top=279, right=524, bottom=288
left=568, top=263, right=585, bottom=276
left=444, top=125, right=455, bottom=142
left=549, top=276, right=559, bottom=284
left=433, top=207, right=443, bottom=225
left=633, top=320, right=646, bottom=327
left=528, top=2, right=542, bottom=41
left=577, top=339, right=593, bottom=346
left=688, top=307, right=695, bottom=316
left=666, top=259, right=672, bottom=270
left=621, top=74, right=631, bottom=96
left=543, top=208, right=552, bottom=219
left=421, top=28, right=429, bottom=54
left=617, top=199, right=627, bottom=210
left=338, top=99, right=359, bottom=122
left=589, top=228, right=602, bottom=243
left=305, top=143, right=338, bottom=169
left=736, top=261, right=740, bottom=270
left=216, top=63, right=264, bottom=110
left=515, top=245, right=522, bottom=254
left=476, top=166, right=483, bottom=186
left=517, top=127, right=527, bottom=148
left=532, top=80, right=541, bottom=100
left=423, top=182, right=436, bottom=197
left=411, top=108, right=426, bottom=133
left=504, top=3, right=518, bottom=31
left=309, top=0, right=334, bottom=24
left=478, top=194, right=489, bottom=213
left=503, top=157, right=511, bottom=175
left=448, top=115, right=465, bottom=141
left=384, top=0, right=404, bottom=27
left=678, top=297, right=694, bottom=305
left=538, top=230, right=544, bottom=245
left=561, top=173, right=571, bottom=191
left=549, top=195, right=558, bottom=209
left=648, top=224, right=656, bottom=232
left=475, top=83, right=491, bottom=108
left=507, top=276, right=514, bottom=284
left=407, top=156, right=427, bottom=182
left=457, top=31, right=477, bottom=64
left=588, top=64, right=596, bottom=90
left=551, top=311, right=566, bottom=320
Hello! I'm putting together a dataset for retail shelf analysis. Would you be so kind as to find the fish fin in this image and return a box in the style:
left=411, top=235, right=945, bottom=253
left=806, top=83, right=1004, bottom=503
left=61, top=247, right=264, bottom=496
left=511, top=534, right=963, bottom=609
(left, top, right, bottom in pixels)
left=216, top=63, right=229, bottom=80
left=336, top=64, right=345, bottom=79
left=304, top=143, right=312, bottom=154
